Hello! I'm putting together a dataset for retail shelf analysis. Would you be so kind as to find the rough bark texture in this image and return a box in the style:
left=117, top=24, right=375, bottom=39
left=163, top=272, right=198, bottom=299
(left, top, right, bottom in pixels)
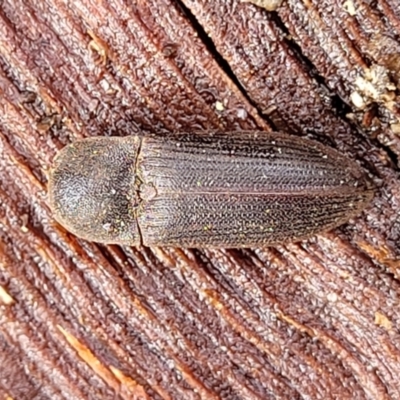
left=0, top=0, right=399, bottom=399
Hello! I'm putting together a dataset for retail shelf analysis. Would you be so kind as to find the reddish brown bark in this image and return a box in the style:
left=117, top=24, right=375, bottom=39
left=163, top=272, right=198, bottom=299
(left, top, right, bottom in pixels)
left=0, top=0, right=399, bottom=399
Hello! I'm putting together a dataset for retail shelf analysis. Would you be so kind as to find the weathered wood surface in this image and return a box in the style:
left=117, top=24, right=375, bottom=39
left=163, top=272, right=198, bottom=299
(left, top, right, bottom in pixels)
left=0, top=0, right=399, bottom=399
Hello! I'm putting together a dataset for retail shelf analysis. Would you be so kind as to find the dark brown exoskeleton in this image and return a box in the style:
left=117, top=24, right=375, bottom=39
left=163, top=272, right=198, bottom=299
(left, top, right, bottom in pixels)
left=48, top=132, right=374, bottom=247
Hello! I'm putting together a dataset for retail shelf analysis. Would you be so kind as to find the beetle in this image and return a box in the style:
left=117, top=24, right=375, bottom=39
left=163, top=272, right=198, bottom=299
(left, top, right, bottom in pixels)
left=48, top=131, right=374, bottom=247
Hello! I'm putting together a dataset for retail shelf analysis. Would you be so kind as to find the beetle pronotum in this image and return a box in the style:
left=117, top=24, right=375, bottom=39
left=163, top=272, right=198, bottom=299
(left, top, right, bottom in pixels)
left=48, top=131, right=373, bottom=247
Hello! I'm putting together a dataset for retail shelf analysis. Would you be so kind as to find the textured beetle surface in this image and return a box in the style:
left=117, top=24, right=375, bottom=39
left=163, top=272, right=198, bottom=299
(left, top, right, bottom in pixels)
left=48, top=132, right=374, bottom=247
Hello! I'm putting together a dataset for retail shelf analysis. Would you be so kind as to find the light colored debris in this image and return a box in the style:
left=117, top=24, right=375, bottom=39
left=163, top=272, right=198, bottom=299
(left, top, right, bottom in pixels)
left=350, top=91, right=365, bottom=109
left=375, top=311, right=392, bottom=330
left=88, top=30, right=109, bottom=65
left=241, top=0, right=284, bottom=12
left=367, top=34, right=400, bottom=85
left=353, top=65, right=397, bottom=109
left=0, top=285, right=14, bottom=305
left=215, top=101, right=225, bottom=111
left=391, top=123, right=400, bottom=134
left=20, top=214, right=29, bottom=233
left=343, top=0, right=356, bottom=15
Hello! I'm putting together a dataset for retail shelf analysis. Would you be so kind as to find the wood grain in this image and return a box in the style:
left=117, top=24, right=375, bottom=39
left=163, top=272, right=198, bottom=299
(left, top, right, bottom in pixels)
left=0, top=0, right=399, bottom=399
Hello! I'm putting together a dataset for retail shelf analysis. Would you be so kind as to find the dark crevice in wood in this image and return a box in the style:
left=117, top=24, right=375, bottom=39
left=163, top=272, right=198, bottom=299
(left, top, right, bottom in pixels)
left=269, top=11, right=359, bottom=123
left=173, top=0, right=278, bottom=131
